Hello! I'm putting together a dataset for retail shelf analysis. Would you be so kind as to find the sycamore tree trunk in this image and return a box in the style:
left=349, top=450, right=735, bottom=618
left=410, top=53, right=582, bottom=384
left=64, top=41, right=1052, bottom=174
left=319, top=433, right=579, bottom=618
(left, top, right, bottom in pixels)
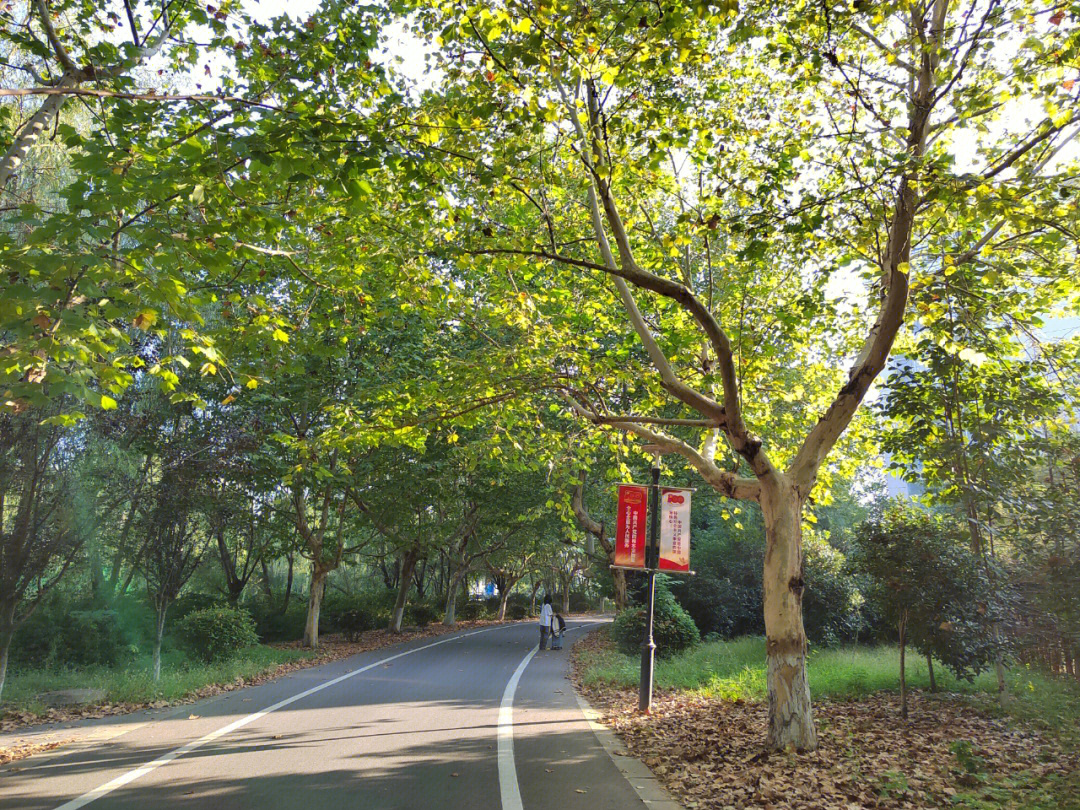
left=612, top=567, right=628, bottom=613
left=994, top=629, right=1009, bottom=705
left=561, top=584, right=570, bottom=615
left=152, top=603, right=168, bottom=682
left=497, top=579, right=521, bottom=621
left=303, top=566, right=329, bottom=649
left=390, top=550, right=420, bottom=634
left=529, top=580, right=541, bottom=615
left=0, top=75, right=77, bottom=189
left=0, top=632, right=9, bottom=704
left=0, top=601, right=16, bottom=701
left=760, top=475, right=817, bottom=751
left=282, top=553, right=295, bottom=614
left=443, top=565, right=467, bottom=626
left=899, top=610, right=909, bottom=719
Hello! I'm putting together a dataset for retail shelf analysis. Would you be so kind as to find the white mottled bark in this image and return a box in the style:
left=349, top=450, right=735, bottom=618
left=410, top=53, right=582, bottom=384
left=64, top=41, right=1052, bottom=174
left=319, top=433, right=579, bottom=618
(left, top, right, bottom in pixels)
left=761, top=474, right=817, bottom=750
left=0, top=74, right=76, bottom=190
left=302, top=568, right=327, bottom=649
left=152, top=604, right=167, bottom=682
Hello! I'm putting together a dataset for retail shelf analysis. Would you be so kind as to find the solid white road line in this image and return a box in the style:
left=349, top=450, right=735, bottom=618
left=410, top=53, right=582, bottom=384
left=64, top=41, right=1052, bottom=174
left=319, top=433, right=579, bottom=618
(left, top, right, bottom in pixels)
left=498, top=621, right=602, bottom=810
left=498, top=644, right=539, bottom=810
left=52, top=624, right=508, bottom=810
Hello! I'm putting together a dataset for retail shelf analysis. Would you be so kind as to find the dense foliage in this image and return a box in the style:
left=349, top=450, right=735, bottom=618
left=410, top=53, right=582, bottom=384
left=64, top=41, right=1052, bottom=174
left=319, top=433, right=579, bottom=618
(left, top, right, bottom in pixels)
left=1, top=0, right=1078, bottom=755
left=176, top=607, right=259, bottom=664
left=614, top=585, right=701, bottom=658
left=852, top=503, right=1004, bottom=716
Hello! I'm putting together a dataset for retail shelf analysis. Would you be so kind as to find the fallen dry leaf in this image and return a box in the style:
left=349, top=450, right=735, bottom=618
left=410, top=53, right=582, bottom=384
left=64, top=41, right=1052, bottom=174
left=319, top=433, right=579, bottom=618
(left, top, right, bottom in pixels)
left=569, top=628, right=1080, bottom=810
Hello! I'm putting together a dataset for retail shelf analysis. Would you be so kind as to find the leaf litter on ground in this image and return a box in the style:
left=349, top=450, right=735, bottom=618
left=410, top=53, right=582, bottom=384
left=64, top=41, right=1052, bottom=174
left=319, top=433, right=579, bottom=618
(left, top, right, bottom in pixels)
left=570, top=629, right=1080, bottom=810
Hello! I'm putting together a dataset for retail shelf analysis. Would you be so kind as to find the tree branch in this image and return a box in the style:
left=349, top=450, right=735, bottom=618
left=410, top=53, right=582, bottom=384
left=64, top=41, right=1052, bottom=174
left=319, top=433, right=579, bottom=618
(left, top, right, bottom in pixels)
left=560, top=393, right=759, bottom=501
left=34, top=0, right=78, bottom=74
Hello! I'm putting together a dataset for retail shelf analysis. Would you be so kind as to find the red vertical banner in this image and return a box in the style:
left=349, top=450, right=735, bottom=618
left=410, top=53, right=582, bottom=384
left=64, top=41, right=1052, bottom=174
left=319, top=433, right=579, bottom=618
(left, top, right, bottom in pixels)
left=658, top=488, right=691, bottom=572
left=614, top=484, right=648, bottom=568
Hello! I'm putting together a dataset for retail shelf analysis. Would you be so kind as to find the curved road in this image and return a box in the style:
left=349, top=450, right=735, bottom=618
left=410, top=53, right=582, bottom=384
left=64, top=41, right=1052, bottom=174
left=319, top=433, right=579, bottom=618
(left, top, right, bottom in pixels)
left=0, top=620, right=662, bottom=810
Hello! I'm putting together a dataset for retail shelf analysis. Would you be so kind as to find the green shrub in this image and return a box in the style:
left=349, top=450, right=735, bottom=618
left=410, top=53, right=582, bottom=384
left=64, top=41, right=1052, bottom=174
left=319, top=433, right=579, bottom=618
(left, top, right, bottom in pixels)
left=406, top=602, right=441, bottom=627
left=802, top=534, right=866, bottom=646
left=568, top=591, right=594, bottom=612
left=322, top=591, right=395, bottom=636
left=251, top=599, right=307, bottom=643
left=11, top=594, right=131, bottom=669
left=673, top=530, right=765, bottom=639
left=851, top=502, right=1004, bottom=683
left=177, top=607, right=258, bottom=663
left=507, top=603, right=528, bottom=620
left=338, top=608, right=377, bottom=641
left=613, top=587, right=700, bottom=658
left=458, top=600, right=490, bottom=621
left=170, top=592, right=227, bottom=621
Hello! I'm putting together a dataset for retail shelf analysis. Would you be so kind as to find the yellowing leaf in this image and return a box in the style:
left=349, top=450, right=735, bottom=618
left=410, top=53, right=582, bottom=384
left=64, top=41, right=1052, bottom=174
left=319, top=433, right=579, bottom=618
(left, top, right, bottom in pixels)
left=133, top=310, right=157, bottom=329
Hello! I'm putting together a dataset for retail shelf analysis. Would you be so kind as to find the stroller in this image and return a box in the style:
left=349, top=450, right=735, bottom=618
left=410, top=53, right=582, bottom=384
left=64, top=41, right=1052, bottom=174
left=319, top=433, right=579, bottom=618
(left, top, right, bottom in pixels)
left=551, top=613, right=566, bottom=650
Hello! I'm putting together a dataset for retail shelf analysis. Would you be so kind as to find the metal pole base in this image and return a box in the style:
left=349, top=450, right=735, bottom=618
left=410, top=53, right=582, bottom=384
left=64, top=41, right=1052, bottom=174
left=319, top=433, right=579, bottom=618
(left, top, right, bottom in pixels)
left=638, top=569, right=657, bottom=713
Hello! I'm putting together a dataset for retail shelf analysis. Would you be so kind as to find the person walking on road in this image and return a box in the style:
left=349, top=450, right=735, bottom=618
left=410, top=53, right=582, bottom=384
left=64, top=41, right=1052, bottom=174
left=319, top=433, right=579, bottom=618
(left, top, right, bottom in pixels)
left=539, top=595, right=553, bottom=650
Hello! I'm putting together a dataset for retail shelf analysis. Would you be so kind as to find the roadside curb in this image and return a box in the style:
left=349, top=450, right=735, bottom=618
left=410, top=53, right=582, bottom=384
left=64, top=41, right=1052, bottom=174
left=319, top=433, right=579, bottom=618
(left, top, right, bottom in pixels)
left=572, top=686, right=686, bottom=810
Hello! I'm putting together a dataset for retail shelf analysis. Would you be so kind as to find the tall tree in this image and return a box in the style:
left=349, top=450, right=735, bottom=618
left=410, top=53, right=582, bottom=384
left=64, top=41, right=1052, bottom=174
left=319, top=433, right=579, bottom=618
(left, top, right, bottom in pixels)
left=0, top=407, right=79, bottom=699
left=403, top=0, right=1080, bottom=749
left=139, top=466, right=203, bottom=681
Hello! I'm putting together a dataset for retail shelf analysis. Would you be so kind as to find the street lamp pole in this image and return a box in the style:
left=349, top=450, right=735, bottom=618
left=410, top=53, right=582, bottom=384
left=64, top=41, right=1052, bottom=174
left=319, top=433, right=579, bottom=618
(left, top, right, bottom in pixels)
left=639, top=451, right=661, bottom=713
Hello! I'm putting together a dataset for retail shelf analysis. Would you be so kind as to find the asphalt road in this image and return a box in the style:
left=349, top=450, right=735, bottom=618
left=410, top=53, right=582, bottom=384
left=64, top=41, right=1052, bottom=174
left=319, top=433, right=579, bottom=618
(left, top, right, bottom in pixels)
left=0, top=620, right=655, bottom=810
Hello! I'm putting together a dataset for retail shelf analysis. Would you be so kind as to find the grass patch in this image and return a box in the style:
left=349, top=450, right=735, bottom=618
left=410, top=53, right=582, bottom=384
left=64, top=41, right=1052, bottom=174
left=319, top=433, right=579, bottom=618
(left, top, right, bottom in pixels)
left=577, top=631, right=1080, bottom=742
left=3, top=645, right=314, bottom=716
